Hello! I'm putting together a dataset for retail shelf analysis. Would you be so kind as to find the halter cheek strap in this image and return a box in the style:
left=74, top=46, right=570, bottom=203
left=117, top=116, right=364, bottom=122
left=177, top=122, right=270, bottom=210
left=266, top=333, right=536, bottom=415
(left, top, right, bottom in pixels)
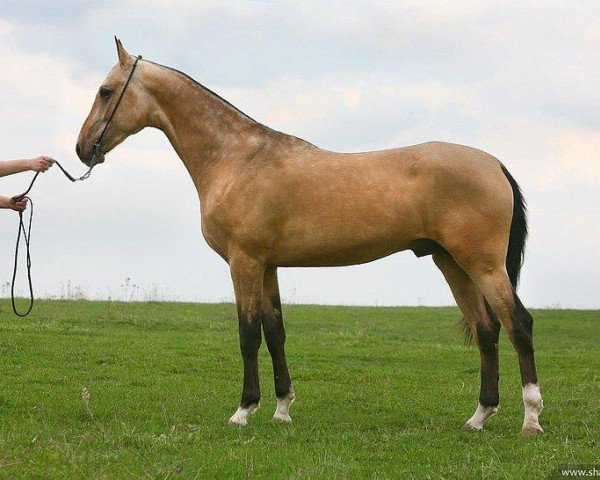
left=93, top=55, right=142, bottom=163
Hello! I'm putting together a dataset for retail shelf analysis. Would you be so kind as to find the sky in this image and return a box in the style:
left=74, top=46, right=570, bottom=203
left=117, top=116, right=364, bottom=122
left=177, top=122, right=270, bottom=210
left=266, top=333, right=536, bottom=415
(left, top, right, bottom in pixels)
left=0, top=0, right=598, bottom=308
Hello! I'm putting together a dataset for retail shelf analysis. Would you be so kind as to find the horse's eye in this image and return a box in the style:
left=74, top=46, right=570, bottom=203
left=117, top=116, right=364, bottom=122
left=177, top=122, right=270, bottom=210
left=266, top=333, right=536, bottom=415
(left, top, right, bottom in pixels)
left=99, top=87, right=112, bottom=99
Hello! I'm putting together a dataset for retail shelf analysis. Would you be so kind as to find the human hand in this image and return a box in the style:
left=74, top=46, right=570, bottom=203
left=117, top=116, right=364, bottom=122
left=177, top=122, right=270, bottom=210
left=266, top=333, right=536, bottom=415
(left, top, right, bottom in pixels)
left=9, top=197, right=28, bottom=212
left=29, top=156, right=55, bottom=173
left=0, top=195, right=28, bottom=212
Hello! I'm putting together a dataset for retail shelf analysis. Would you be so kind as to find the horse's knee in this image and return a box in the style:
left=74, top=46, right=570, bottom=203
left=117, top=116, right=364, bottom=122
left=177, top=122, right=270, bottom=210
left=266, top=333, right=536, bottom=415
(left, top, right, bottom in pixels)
left=239, top=315, right=262, bottom=355
left=262, top=311, right=286, bottom=352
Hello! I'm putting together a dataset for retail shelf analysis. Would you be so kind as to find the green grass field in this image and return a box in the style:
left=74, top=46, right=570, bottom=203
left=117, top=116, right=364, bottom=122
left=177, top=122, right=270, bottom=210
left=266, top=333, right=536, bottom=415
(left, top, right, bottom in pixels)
left=0, top=300, right=598, bottom=478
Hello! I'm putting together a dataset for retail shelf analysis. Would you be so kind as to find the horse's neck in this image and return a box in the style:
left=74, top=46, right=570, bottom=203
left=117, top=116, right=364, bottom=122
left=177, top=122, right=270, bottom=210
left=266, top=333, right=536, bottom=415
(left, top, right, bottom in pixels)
left=148, top=66, right=264, bottom=195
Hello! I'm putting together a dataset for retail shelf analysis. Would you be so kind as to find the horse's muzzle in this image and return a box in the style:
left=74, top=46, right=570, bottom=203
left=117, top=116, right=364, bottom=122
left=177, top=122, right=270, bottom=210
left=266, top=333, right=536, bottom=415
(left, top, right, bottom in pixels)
left=75, top=140, right=104, bottom=167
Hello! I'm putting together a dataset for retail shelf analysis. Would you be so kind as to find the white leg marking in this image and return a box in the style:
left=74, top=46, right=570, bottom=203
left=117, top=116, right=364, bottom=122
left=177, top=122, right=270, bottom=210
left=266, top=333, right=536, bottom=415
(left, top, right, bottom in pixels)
left=273, top=390, right=295, bottom=423
left=463, top=403, right=499, bottom=431
left=228, top=403, right=259, bottom=426
left=522, top=383, right=544, bottom=435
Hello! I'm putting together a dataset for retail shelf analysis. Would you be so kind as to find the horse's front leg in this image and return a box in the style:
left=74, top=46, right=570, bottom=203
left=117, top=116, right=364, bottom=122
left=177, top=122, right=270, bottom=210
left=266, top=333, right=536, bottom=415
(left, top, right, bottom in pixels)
left=228, top=253, right=265, bottom=426
left=262, top=267, right=295, bottom=422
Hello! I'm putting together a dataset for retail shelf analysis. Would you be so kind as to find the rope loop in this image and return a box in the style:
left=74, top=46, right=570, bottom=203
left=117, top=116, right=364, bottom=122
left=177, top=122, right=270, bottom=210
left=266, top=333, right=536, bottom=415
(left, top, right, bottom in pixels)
left=10, top=162, right=93, bottom=317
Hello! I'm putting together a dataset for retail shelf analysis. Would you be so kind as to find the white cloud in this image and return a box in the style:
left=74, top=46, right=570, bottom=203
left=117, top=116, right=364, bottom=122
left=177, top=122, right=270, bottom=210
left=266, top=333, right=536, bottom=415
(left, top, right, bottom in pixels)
left=540, top=130, right=600, bottom=186
left=0, top=26, right=100, bottom=158
left=0, top=19, right=15, bottom=36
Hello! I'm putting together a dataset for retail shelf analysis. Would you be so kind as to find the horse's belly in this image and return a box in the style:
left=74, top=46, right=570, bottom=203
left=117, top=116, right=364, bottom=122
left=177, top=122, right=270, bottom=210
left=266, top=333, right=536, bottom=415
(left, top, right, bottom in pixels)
left=270, top=219, right=418, bottom=267
left=273, top=244, right=407, bottom=267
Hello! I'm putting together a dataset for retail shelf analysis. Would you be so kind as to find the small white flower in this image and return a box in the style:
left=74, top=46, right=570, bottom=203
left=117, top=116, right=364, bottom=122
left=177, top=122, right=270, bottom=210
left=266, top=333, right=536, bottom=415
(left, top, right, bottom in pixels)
left=81, top=387, right=90, bottom=405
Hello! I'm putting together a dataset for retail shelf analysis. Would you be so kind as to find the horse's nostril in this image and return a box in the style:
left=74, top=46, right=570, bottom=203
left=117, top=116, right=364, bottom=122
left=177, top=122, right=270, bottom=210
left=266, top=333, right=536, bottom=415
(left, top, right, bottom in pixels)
left=76, top=143, right=82, bottom=158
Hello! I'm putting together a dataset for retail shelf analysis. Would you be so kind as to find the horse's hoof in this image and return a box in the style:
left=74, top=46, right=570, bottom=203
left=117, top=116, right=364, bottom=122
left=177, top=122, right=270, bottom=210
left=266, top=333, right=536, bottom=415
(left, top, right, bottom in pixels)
left=228, top=416, right=247, bottom=427
left=273, top=412, right=292, bottom=423
left=272, top=391, right=295, bottom=424
left=462, top=404, right=497, bottom=433
left=462, top=422, right=483, bottom=432
left=521, top=423, right=544, bottom=436
left=227, top=404, right=259, bottom=426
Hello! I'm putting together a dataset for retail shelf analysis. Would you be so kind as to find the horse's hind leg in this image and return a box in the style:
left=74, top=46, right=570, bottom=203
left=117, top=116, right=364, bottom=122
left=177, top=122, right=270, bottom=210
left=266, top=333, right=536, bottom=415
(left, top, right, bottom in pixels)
left=460, top=260, right=543, bottom=435
left=262, top=267, right=295, bottom=422
left=433, top=252, right=500, bottom=431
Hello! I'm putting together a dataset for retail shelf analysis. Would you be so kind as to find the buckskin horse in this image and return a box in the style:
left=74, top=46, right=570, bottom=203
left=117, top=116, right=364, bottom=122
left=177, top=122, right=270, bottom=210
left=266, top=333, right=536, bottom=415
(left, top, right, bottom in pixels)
left=76, top=39, right=543, bottom=435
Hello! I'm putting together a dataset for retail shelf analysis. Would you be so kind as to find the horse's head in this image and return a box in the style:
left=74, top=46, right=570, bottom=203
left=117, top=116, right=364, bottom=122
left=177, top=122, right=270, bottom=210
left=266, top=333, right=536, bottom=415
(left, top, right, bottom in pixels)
left=76, top=38, right=152, bottom=167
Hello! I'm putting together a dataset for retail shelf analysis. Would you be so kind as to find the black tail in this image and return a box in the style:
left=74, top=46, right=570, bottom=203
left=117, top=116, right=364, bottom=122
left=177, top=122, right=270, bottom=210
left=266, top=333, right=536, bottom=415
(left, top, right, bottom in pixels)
left=501, top=164, right=528, bottom=289
left=459, top=165, right=528, bottom=343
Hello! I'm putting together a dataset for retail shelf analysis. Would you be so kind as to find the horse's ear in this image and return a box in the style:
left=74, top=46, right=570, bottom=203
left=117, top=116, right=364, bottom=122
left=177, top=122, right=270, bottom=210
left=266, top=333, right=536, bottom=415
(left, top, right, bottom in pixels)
left=114, top=36, right=130, bottom=66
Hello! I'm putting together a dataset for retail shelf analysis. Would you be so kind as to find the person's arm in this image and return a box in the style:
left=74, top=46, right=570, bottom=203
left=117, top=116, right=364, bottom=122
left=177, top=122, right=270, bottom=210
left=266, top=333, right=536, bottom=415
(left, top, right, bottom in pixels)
left=0, top=195, right=28, bottom=212
left=0, top=156, right=55, bottom=178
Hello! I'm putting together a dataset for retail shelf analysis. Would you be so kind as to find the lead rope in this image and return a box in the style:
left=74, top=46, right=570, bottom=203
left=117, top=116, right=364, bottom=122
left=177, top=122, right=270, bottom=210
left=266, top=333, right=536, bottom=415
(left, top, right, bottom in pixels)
left=10, top=162, right=94, bottom=317
left=9, top=54, right=141, bottom=317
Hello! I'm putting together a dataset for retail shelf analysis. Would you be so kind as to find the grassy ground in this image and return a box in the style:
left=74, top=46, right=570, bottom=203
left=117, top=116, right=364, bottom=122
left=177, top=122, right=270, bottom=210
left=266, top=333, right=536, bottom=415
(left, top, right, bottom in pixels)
left=0, top=300, right=598, bottom=479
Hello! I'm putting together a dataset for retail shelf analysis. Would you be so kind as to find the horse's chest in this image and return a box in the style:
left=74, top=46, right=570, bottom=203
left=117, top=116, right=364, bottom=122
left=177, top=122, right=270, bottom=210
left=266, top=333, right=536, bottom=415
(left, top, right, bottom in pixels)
left=199, top=198, right=250, bottom=259
left=200, top=210, right=231, bottom=260
left=200, top=196, right=272, bottom=262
